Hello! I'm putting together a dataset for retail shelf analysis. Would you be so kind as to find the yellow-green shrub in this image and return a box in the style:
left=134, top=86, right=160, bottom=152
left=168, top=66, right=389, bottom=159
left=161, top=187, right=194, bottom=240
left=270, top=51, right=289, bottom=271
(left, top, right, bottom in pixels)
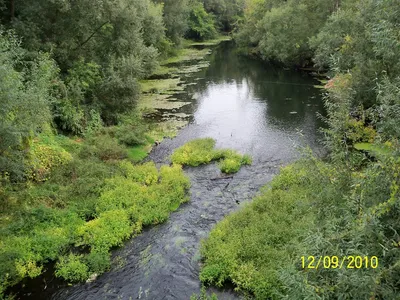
left=27, top=140, right=72, bottom=181
left=200, top=162, right=316, bottom=298
left=77, top=210, right=133, bottom=253
left=55, top=253, right=89, bottom=282
left=97, top=164, right=190, bottom=225
left=119, top=160, right=159, bottom=185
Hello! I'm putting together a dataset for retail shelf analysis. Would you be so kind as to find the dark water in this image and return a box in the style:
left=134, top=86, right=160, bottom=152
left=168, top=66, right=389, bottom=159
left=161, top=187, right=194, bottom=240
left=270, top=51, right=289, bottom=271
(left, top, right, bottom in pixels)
left=13, top=42, right=325, bottom=300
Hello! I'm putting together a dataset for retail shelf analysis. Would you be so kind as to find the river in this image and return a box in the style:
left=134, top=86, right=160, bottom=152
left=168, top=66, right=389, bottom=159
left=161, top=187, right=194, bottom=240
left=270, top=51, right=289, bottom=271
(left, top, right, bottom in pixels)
left=15, top=41, right=325, bottom=300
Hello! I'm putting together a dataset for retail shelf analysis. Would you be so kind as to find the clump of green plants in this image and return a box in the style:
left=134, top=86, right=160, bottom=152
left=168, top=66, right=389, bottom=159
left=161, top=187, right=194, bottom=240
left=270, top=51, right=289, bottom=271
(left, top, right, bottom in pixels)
left=52, top=161, right=190, bottom=282
left=171, top=138, right=252, bottom=174
left=55, top=254, right=89, bottom=282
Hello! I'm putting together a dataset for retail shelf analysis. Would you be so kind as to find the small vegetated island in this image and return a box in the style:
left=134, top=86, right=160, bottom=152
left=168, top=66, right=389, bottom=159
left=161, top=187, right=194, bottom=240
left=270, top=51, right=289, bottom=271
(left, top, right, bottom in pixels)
left=171, top=138, right=252, bottom=174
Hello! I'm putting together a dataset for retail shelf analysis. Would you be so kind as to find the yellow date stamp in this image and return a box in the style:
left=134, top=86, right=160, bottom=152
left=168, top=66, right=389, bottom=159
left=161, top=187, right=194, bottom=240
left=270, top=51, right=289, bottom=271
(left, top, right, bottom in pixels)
left=301, top=256, right=378, bottom=270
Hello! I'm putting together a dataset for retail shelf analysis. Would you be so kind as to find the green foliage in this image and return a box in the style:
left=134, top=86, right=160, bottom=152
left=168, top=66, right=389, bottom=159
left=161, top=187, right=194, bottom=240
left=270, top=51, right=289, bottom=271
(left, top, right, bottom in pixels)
left=79, top=134, right=128, bottom=161
left=77, top=210, right=132, bottom=253
left=85, top=252, right=111, bottom=275
left=55, top=254, right=89, bottom=282
left=187, top=1, right=217, bottom=41
left=155, top=0, right=190, bottom=45
left=26, top=138, right=73, bottom=182
left=171, top=138, right=217, bottom=166
left=4, top=0, right=172, bottom=126
left=218, top=150, right=244, bottom=174
left=200, top=162, right=316, bottom=298
left=235, top=0, right=334, bottom=65
left=203, top=0, right=245, bottom=32
left=190, top=287, right=218, bottom=300
left=97, top=162, right=190, bottom=225
left=201, top=154, right=400, bottom=299
left=311, top=0, right=400, bottom=106
left=119, top=161, right=159, bottom=185
left=0, top=30, right=57, bottom=181
left=171, top=138, right=252, bottom=173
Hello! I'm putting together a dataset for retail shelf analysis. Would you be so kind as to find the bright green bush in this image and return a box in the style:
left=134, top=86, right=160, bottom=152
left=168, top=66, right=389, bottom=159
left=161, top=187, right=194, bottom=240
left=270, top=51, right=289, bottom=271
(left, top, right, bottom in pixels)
left=119, top=161, right=159, bottom=185
left=55, top=254, right=89, bottom=282
left=98, top=163, right=190, bottom=225
left=218, top=150, right=243, bottom=174
left=171, top=138, right=252, bottom=174
left=187, top=1, right=217, bottom=41
left=77, top=210, right=132, bottom=253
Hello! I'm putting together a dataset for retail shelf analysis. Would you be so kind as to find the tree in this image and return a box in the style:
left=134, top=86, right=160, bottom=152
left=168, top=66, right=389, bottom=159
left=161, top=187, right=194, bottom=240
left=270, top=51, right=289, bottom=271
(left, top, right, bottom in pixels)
left=186, top=1, right=217, bottom=41
left=0, top=30, right=57, bottom=180
left=155, top=0, right=190, bottom=45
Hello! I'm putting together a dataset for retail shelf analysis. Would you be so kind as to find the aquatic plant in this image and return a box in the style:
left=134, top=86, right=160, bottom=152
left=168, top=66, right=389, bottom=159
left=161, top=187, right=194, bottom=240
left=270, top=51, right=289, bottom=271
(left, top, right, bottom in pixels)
left=171, top=138, right=252, bottom=174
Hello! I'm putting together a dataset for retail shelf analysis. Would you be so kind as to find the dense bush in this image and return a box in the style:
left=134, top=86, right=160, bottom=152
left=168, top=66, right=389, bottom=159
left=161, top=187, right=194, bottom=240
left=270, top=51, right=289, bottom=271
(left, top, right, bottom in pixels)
left=55, top=254, right=89, bottom=282
left=235, top=0, right=334, bottom=65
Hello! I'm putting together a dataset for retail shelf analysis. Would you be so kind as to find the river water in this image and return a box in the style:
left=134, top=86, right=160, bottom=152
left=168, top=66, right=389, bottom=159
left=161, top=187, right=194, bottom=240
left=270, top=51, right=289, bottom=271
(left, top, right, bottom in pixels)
left=15, top=42, right=325, bottom=300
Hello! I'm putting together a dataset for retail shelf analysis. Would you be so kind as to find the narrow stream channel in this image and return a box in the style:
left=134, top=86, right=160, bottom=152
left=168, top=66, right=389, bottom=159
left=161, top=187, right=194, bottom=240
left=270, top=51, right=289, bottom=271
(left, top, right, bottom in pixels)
left=15, top=42, right=325, bottom=300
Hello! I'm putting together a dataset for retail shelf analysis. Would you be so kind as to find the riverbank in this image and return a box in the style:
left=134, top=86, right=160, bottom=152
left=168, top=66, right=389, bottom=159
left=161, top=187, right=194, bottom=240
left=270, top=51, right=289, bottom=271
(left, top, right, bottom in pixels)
left=27, top=39, right=325, bottom=300
left=0, top=36, right=230, bottom=299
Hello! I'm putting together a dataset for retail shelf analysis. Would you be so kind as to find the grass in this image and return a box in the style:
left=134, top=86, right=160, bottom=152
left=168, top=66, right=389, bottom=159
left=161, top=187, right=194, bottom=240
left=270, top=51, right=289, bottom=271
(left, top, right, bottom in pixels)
left=171, top=138, right=252, bottom=174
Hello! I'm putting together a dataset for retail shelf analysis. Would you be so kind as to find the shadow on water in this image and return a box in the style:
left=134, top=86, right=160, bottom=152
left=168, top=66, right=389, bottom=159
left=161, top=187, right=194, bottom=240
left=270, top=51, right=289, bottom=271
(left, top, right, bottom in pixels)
left=11, top=41, right=326, bottom=300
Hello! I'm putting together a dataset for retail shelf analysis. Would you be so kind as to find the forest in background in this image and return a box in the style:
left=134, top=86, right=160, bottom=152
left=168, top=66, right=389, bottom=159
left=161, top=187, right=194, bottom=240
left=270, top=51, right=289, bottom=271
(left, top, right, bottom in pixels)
left=1, top=0, right=400, bottom=299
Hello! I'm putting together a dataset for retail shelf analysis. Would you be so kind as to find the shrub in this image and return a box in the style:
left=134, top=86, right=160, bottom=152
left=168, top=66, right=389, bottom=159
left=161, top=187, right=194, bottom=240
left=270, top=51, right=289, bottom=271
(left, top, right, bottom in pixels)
left=199, top=161, right=318, bottom=298
left=97, top=163, right=190, bottom=226
left=187, top=2, right=217, bottom=41
left=119, top=161, right=159, bottom=185
left=85, top=252, right=111, bottom=275
left=55, top=253, right=89, bottom=282
left=27, top=139, right=73, bottom=181
left=77, top=210, right=132, bottom=253
left=79, top=135, right=128, bottom=161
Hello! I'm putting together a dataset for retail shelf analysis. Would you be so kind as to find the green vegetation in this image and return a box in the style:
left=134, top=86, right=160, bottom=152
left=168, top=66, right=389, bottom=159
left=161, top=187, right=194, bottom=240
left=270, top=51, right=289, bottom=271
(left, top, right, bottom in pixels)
left=0, top=0, right=246, bottom=296
left=190, top=287, right=218, bottom=300
left=171, top=138, right=252, bottom=174
left=201, top=151, right=400, bottom=298
left=0, top=156, right=190, bottom=292
left=199, top=0, right=400, bottom=299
